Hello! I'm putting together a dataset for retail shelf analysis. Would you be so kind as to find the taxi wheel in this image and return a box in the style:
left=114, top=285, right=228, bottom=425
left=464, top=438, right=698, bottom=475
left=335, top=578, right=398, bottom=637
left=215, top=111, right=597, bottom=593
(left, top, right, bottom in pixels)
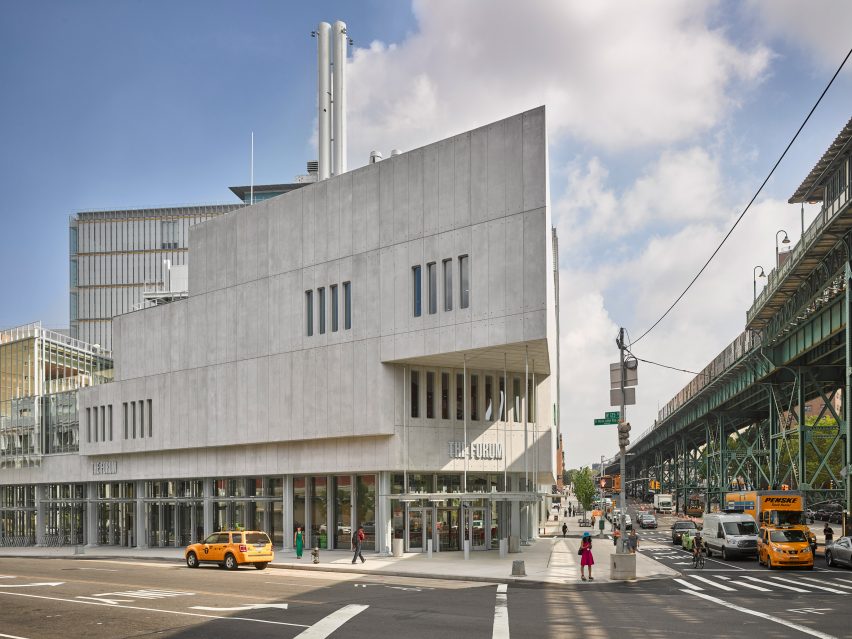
left=254, top=562, right=268, bottom=570
left=225, top=554, right=239, bottom=570
left=767, top=556, right=774, bottom=570
left=826, top=551, right=835, bottom=567
left=186, top=552, right=199, bottom=569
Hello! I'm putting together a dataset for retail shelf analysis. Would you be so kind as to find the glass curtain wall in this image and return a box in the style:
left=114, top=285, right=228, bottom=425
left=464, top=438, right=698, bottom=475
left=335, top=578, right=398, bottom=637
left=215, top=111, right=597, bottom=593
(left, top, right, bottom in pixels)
left=0, top=485, right=36, bottom=546
left=334, top=476, right=352, bottom=549
left=310, top=477, right=328, bottom=548
left=42, top=484, right=85, bottom=546
left=356, top=475, right=376, bottom=550
left=293, top=477, right=306, bottom=537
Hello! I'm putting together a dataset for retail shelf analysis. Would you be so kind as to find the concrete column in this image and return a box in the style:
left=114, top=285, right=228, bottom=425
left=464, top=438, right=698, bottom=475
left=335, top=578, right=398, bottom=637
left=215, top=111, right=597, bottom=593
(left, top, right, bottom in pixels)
left=282, top=475, right=293, bottom=550
left=135, top=480, right=146, bottom=548
left=35, top=485, right=46, bottom=546
left=190, top=503, right=198, bottom=544
left=85, top=482, right=98, bottom=547
left=203, top=478, right=213, bottom=538
left=376, top=472, right=391, bottom=555
left=510, top=474, right=521, bottom=539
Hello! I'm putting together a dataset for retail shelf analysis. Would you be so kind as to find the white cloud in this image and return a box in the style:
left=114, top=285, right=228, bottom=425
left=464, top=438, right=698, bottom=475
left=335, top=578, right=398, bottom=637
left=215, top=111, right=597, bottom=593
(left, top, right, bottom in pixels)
left=345, top=0, right=771, bottom=163
left=745, top=0, right=852, bottom=66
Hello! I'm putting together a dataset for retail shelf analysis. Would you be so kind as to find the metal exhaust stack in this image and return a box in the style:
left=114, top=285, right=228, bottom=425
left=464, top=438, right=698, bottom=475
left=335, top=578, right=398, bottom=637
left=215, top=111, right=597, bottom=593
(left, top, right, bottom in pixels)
left=316, top=22, right=331, bottom=181
left=332, top=20, right=347, bottom=176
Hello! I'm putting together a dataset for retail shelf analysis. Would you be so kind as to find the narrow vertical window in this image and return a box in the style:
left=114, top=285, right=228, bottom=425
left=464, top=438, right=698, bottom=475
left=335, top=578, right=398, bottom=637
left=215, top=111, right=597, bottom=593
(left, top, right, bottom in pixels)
left=343, top=281, right=352, bottom=329
left=305, top=291, right=314, bottom=336
left=443, top=258, right=453, bottom=311
left=86, top=408, right=91, bottom=443
left=331, top=284, right=339, bottom=332
left=456, top=373, right=464, bottom=420
left=412, top=266, right=422, bottom=317
left=441, top=372, right=450, bottom=419
left=318, top=287, right=326, bottom=334
left=123, top=403, right=128, bottom=439
left=528, top=379, right=535, bottom=422
left=459, top=255, right=470, bottom=309
left=139, top=400, right=145, bottom=438
left=109, top=405, right=113, bottom=441
left=93, top=407, right=98, bottom=443
left=410, top=370, right=420, bottom=418
left=100, top=406, right=106, bottom=441
left=513, top=378, right=521, bottom=423
left=426, top=372, right=435, bottom=419
left=470, top=375, right=479, bottom=421
left=499, top=378, right=506, bottom=421
left=427, top=262, right=437, bottom=314
left=131, top=401, right=136, bottom=438
left=148, top=399, right=153, bottom=437
left=485, top=376, right=493, bottom=421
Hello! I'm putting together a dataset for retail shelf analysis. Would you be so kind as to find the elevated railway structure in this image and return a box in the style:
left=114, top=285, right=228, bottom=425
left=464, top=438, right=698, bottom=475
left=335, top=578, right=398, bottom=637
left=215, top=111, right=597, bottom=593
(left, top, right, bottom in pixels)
left=607, top=117, right=852, bottom=517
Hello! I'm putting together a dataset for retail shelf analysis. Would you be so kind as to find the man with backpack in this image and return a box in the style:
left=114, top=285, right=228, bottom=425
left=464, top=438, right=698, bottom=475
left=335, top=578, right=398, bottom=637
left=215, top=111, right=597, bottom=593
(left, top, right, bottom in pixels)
left=352, top=526, right=366, bottom=564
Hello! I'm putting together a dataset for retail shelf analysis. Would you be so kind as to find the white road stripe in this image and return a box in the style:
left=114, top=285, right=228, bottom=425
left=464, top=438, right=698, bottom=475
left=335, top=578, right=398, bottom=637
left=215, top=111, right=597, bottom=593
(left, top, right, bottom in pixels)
left=294, top=604, right=369, bottom=638
left=797, top=577, right=852, bottom=591
left=767, top=577, right=847, bottom=594
left=729, top=580, right=770, bottom=592
left=742, top=576, right=807, bottom=593
left=681, top=590, right=838, bottom=639
left=690, top=575, right=736, bottom=591
left=673, top=578, right=703, bottom=591
left=0, top=633, right=30, bottom=639
left=492, top=584, right=510, bottom=639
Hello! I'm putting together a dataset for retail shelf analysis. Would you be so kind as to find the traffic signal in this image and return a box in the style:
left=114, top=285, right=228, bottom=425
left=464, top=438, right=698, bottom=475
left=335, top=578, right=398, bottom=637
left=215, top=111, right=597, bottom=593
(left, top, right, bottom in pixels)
left=600, top=479, right=606, bottom=488
left=617, top=422, right=631, bottom=448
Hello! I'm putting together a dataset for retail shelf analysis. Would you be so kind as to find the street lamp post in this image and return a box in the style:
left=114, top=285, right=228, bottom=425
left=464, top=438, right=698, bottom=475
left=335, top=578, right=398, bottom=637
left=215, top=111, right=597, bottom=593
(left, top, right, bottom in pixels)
left=775, top=230, right=790, bottom=268
left=753, top=266, right=766, bottom=301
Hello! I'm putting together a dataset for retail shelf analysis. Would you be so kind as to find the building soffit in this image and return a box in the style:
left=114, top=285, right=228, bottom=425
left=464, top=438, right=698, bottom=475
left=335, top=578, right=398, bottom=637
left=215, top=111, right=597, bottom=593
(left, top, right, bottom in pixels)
left=383, top=339, right=551, bottom=375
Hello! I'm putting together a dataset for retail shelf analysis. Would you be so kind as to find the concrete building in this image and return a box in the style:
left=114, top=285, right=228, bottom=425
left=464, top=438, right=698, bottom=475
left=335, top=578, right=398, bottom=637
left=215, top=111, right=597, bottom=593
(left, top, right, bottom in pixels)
left=6, top=108, right=557, bottom=554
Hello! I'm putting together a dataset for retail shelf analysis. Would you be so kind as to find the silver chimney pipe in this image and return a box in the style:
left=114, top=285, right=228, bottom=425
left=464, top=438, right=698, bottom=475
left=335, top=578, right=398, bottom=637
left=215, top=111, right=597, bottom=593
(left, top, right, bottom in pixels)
left=332, top=20, right=347, bottom=176
left=316, top=22, right=331, bottom=181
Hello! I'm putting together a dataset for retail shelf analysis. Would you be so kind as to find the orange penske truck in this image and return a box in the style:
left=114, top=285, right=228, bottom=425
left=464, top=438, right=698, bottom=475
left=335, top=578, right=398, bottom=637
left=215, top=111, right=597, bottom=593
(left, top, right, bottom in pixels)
left=724, top=490, right=816, bottom=550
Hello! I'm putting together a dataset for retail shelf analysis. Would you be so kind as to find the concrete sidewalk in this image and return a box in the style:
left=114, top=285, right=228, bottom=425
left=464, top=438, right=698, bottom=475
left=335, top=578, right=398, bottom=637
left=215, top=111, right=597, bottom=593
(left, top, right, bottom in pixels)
left=0, top=503, right=678, bottom=585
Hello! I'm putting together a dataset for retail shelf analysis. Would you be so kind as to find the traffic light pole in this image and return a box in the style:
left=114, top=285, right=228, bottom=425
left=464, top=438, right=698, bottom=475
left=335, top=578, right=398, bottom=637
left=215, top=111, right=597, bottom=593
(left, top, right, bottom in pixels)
left=618, top=328, right=627, bottom=555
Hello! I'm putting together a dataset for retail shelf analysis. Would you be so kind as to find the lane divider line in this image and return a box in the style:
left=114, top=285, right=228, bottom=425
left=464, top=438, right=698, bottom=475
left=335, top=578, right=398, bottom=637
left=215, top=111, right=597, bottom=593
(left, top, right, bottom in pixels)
left=681, top=589, right=838, bottom=639
left=493, top=583, right=510, bottom=639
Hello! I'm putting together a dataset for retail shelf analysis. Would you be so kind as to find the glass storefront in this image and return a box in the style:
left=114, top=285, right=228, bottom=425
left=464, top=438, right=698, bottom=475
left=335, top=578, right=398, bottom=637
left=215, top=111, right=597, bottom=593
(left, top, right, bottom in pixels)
left=334, top=476, right=352, bottom=549
left=310, top=476, right=328, bottom=549
left=356, top=475, right=375, bottom=550
left=293, top=477, right=306, bottom=536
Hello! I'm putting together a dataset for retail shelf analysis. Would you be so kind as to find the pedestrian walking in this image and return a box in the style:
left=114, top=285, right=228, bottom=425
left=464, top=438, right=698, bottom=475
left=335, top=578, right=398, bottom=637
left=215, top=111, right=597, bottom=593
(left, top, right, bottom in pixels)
left=294, top=526, right=304, bottom=559
left=579, top=532, right=594, bottom=581
left=628, top=529, right=639, bottom=554
left=562, top=522, right=568, bottom=538
left=352, top=526, right=366, bottom=564
left=613, top=528, right=621, bottom=547
left=824, top=522, right=834, bottom=546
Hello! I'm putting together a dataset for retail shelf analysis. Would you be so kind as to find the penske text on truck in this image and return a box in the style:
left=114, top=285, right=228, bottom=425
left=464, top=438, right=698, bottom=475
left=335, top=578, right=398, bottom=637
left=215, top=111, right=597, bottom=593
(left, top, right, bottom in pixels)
left=724, top=490, right=816, bottom=548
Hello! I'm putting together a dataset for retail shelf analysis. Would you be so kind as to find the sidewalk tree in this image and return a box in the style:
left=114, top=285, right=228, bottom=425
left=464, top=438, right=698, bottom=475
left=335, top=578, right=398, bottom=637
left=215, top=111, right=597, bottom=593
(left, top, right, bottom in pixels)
left=574, top=466, right=596, bottom=517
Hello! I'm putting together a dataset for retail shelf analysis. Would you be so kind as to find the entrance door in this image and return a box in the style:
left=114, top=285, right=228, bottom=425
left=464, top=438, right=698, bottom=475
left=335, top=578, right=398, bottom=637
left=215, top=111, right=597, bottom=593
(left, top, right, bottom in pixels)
left=406, top=507, right=435, bottom=552
left=470, top=507, right=488, bottom=550
left=436, top=508, right=460, bottom=551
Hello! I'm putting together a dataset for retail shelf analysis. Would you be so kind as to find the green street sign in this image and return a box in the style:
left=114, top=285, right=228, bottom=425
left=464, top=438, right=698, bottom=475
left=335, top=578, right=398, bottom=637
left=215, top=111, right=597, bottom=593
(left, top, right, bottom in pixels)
left=605, top=411, right=620, bottom=420
left=594, top=417, right=619, bottom=425
left=594, top=418, right=606, bottom=425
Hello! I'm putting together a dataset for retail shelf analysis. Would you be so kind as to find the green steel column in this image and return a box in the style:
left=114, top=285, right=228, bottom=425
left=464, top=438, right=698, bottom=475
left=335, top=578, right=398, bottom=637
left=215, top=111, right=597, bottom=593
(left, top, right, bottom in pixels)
left=705, top=423, right=711, bottom=513
left=769, top=390, right=778, bottom=490
left=797, top=367, right=808, bottom=491
left=720, top=416, right=728, bottom=495
left=846, top=254, right=851, bottom=535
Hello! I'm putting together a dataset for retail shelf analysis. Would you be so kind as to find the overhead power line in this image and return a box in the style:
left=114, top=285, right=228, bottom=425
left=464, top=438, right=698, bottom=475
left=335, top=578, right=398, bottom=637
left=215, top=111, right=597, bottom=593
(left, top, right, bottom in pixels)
left=628, top=353, right=707, bottom=378
left=631, top=46, right=852, bottom=345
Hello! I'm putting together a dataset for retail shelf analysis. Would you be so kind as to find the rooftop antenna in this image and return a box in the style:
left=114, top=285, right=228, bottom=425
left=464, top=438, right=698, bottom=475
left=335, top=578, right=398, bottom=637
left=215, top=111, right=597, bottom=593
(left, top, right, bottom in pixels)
left=250, top=131, right=255, bottom=205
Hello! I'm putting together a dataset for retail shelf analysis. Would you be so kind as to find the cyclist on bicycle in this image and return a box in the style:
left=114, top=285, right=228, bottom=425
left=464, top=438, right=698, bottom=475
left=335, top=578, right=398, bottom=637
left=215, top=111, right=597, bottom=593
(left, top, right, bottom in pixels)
left=692, top=533, right=704, bottom=560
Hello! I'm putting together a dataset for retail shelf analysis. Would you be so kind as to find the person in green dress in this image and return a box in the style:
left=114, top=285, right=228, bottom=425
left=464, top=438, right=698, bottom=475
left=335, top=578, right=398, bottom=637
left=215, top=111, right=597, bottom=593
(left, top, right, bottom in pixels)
left=294, top=526, right=304, bottom=559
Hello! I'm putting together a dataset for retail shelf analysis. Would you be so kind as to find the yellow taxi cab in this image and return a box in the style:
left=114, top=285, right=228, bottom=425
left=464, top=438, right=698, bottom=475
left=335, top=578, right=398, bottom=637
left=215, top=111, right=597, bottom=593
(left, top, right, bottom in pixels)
left=757, top=527, right=813, bottom=570
left=185, top=530, right=274, bottom=570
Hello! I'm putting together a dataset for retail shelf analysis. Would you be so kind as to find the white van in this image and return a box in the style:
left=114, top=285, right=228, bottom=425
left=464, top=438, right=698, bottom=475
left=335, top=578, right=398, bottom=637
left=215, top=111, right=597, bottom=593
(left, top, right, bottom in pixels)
left=702, top=513, right=759, bottom=560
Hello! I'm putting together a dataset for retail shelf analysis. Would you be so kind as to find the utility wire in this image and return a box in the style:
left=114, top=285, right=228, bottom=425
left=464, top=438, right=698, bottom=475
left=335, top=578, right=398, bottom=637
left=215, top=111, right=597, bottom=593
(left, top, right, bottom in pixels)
left=631, top=46, right=852, bottom=345
left=628, top=352, right=709, bottom=378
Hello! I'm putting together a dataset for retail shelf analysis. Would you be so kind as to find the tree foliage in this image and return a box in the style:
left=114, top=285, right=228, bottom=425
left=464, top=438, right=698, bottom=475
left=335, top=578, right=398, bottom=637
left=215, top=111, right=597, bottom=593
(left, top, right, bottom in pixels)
left=573, top=466, right=596, bottom=515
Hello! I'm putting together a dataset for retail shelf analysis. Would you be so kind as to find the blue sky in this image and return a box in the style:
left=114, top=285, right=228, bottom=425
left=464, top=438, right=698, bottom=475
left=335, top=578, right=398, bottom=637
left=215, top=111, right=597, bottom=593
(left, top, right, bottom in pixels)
left=1, top=1, right=850, bottom=466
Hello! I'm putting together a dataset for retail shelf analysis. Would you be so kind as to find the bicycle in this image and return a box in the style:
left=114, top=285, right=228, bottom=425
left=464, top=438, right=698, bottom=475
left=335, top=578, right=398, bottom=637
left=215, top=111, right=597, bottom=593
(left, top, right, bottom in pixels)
left=692, top=548, right=705, bottom=569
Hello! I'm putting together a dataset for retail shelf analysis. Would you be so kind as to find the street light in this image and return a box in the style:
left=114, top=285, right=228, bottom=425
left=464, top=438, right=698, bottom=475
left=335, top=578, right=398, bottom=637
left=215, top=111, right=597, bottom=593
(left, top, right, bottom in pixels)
left=753, top=266, right=766, bottom=301
left=775, top=229, right=790, bottom=268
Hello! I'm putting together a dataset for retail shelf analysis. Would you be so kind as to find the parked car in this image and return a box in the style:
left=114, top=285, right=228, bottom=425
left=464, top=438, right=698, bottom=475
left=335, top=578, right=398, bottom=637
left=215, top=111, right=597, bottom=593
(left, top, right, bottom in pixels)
left=825, top=536, right=852, bottom=568
left=639, top=514, right=657, bottom=529
left=671, top=520, right=698, bottom=544
left=185, top=530, right=274, bottom=570
left=829, top=511, right=843, bottom=524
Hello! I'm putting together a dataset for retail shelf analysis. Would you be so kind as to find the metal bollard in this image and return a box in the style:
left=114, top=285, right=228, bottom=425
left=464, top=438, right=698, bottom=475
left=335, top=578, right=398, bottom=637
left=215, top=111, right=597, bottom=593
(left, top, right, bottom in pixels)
left=311, top=547, right=320, bottom=564
left=511, top=560, right=526, bottom=576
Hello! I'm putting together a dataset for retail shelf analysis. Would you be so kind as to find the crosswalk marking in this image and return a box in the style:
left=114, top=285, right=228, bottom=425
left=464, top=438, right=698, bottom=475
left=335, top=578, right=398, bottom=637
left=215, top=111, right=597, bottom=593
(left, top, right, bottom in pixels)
left=729, top=580, right=770, bottom=592
left=741, top=576, right=807, bottom=592
left=690, top=575, right=736, bottom=591
left=765, top=576, right=847, bottom=594
left=673, top=578, right=703, bottom=591
left=798, top=576, right=852, bottom=591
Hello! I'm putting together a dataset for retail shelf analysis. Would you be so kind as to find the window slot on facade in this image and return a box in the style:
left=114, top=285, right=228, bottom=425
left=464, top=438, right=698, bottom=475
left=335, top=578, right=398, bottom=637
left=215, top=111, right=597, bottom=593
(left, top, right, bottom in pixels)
left=426, top=371, right=435, bottom=419
left=412, top=266, right=422, bottom=317
left=427, top=262, right=437, bottom=314
left=93, top=407, right=98, bottom=443
left=499, top=377, right=506, bottom=421
left=318, top=287, right=326, bottom=334
left=123, top=402, right=128, bottom=439
left=528, top=379, right=535, bottom=422
left=86, top=408, right=91, bottom=443
left=131, top=401, right=136, bottom=438
left=513, top=378, right=521, bottom=423
left=459, top=255, right=470, bottom=309
left=456, top=373, right=464, bottom=420
left=161, top=220, right=179, bottom=250
left=441, top=372, right=450, bottom=420
left=331, top=284, right=339, bottom=332
left=305, top=291, right=314, bottom=337
left=108, top=405, right=113, bottom=441
left=147, top=399, right=152, bottom=437
left=443, top=258, right=453, bottom=311
left=343, top=281, right=351, bottom=329
left=100, top=406, right=106, bottom=442
left=410, top=370, right=420, bottom=418
left=470, top=375, right=479, bottom=420
left=484, top=376, right=493, bottom=421
left=139, top=400, right=145, bottom=438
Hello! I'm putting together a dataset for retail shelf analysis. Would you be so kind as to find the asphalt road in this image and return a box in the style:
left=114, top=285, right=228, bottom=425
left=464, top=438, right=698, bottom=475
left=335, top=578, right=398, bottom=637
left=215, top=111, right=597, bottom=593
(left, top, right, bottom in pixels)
left=0, top=550, right=850, bottom=639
